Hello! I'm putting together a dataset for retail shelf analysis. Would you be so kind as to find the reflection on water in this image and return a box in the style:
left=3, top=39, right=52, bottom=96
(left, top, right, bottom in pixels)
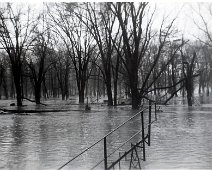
left=143, top=104, right=212, bottom=169
left=0, top=100, right=212, bottom=169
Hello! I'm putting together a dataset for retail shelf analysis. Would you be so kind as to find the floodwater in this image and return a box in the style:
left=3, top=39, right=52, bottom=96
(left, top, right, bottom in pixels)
left=0, top=97, right=212, bottom=170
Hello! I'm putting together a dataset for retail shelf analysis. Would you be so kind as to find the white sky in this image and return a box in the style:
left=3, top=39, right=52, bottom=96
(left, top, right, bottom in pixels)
left=0, top=1, right=211, bottom=41
left=155, top=2, right=198, bottom=40
left=157, top=2, right=212, bottom=40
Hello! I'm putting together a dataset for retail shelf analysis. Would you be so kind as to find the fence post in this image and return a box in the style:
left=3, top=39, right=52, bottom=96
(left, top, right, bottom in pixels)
left=104, top=137, right=108, bottom=170
left=141, top=111, right=146, bottom=161
left=148, top=100, right=151, bottom=146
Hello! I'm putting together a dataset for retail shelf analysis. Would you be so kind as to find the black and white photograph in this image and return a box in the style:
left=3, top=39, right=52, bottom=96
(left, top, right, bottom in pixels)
left=0, top=1, right=212, bottom=169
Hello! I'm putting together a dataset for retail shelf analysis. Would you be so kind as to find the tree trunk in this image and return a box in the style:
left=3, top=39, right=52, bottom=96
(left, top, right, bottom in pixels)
left=35, top=84, right=41, bottom=104
left=43, top=78, right=48, bottom=99
left=185, top=72, right=193, bottom=106
left=3, top=76, right=8, bottom=99
left=77, top=76, right=86, bottom=104
left=106, top=82, right=113, bottom=106
left=62, top=92, right=65, bottom=100
left=79, top=89, right=85, bottom=103
left=171, top=64, right=177, bottom=97
left=206, top=82, right=209, bottom=96
left=53, top=74, right=57, bottom=98
left=65, top=72, right=69, bottom=100
left=13, top=70, right=23, bottom=106
left=199, top=82, right=201, bottom=94
left=105, top=70, right=113, bottom=106
left=187, top=95, right=192, bottom=106
left=113, top=79, right=118, bottom=106
left=24, top=76, right=28, bottom=98
left=0, top=86, right=1, bottom=99
left=187, top=81, right=193, bottom=106
left=10, top=79, right=15, bottom=99
left=16, top=84, right=22, bottom=106
left=130, top=69, right=140, bottom=110
left=131, top=88, right=140, bottom=110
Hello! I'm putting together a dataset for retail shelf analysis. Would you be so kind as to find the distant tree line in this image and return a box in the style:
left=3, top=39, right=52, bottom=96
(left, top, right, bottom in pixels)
left=0, top=2, right=211, bottom=109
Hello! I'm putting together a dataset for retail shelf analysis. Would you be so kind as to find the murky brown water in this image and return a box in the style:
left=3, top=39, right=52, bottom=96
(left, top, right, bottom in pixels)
left=0, top=98, right=212, bottom=170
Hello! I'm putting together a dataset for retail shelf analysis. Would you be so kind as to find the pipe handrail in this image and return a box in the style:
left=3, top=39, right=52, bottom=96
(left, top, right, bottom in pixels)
left=90, top=128, right=145, bottom=170
left=58, top=101, right=157, bottom=170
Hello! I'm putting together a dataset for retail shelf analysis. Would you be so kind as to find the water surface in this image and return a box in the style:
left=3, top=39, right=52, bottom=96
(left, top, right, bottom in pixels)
left=0, top=100, right=212, bottom=169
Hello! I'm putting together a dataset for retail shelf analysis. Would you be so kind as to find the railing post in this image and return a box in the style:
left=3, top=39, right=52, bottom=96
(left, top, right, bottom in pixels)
left=141, top=111, right=146, bottom=161
left=148, top=100, right=151, bottom=146
left=104, top=137, right=108, bottom=170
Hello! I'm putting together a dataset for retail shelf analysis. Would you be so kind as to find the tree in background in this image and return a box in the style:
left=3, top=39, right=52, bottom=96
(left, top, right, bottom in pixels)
left=27, top=32, right=54, bottom=104
left=48, top=3, right=97, bottom=103
left=73, top=2, right=118, bottom=106
left=0, top=52, right=9, bottom=99
left=52, top=47, right=71, bottom=100
left=181, top=47, right=199, bottom=106
left=0, top=3, right=37, bottom=106
left=193, top=3, right=212, bottom=96
left=109, top=2, right=184, bottom=109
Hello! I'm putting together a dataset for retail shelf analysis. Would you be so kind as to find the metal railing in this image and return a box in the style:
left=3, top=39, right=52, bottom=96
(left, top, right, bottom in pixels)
left=58, top=100, right=158, bottom=170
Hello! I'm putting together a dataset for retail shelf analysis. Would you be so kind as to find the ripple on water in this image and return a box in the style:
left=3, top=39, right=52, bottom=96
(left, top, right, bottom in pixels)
left=0, top=104, right=212, bottom=169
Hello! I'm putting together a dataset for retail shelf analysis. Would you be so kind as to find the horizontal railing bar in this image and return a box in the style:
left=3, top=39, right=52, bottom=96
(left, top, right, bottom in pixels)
left=91, top=134, right=149, bottom=170
left=107, top=129, right=144, bottom=158
left=58, top=102, right=157, bottom=170
left=58, top=136, right=104, bottom=169
left=107, top=145, right=136, bottom=170
left=107, top=136, right=148, bottom=170
left=90, top=117, right=157, bottom=170
left=90, top=158, right=104, bottom=170
left=90, top=124, right=147, bottom=169
left=106, top=118, right=157, bottom=161
left=103, top=108, right=148, bottom=139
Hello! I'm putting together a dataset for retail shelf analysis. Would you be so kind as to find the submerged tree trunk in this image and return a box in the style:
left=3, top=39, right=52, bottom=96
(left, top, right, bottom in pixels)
left=104, top=67, right=113, bottom=106
left=183, top=52, right=197, bottom=107
left=113, top=79, right=118, bottom=106
left=106, top=80, right=113, bottom=106
left=77, top=78, right=86, bottom=104
left=13, top=66, right=23, bottom=106
left=185, top=77, right=193, bottom=106
left=61, top=90, right=65, bottom=100
left=79, top=88, right=85, bottom=103
left=34, top=84, right=42, bottom=104
left=131, top=89, right=140, bottom=110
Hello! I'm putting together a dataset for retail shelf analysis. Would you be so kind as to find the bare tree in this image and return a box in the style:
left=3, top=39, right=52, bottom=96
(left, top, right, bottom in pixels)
left=198, top=45, right=212, bottom=95
left=193, top=3, right=212, bottom=95
left=181, top=47, right=198, bottom=106
left=109, top=2, right=182, bottom=109
left=48, top=3, right=96, bottom=103
left=0, top=52, right=8, bottom=99
left=72, top=2, right=119, bottom=106
left=27, top=31, right=54, bottom=104
left=53, top=48, right=71, bottom=100
left=0, top=3, right=37, bottom=106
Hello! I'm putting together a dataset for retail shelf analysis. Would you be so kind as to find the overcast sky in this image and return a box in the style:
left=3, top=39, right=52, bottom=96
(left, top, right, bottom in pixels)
left=1, top=1, right=211, bottom=41
left=156, top=2, right=211, bottom=41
